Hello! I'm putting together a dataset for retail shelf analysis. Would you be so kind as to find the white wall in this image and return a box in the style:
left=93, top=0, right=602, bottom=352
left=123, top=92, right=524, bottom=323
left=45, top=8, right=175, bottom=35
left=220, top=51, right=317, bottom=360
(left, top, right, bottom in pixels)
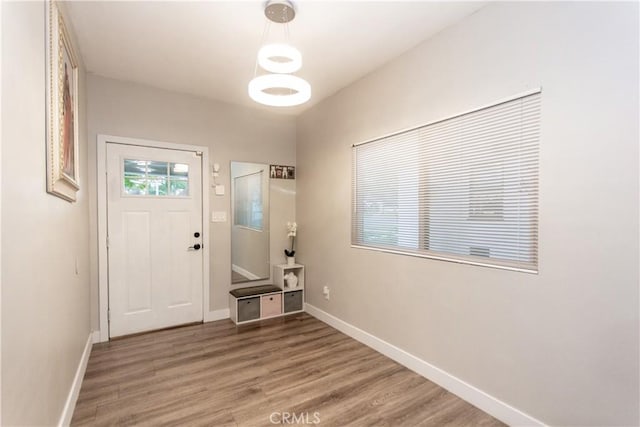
left=0, top=0, right=4, bottom=421
left=296, top=2, right=639, bottom=426
left=1, top=1, right=91, bottom=424
left=87, top=75, right=296, bottom=328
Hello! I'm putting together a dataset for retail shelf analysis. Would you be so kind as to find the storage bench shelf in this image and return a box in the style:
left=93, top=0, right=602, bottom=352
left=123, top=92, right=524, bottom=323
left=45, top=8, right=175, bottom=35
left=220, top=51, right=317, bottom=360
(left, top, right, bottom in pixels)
left=229, top=264, right=305, bottom=325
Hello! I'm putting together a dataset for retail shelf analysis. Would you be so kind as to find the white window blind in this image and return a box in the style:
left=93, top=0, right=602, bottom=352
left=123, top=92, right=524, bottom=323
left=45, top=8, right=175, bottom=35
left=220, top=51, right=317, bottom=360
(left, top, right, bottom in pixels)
left=234, top=171, right=263, bottom=230
left=352, top=91, right=541, bottom=272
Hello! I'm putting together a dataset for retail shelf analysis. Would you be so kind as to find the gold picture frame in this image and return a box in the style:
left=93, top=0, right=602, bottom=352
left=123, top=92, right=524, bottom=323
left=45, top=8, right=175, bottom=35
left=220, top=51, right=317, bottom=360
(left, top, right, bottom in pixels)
left=46, top=1, right=79, bottom=202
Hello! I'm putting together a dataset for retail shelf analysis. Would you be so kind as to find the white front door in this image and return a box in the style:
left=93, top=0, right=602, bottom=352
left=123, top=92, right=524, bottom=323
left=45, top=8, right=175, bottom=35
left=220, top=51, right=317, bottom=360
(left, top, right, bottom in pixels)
left=106, top=143, right=204, bottom=338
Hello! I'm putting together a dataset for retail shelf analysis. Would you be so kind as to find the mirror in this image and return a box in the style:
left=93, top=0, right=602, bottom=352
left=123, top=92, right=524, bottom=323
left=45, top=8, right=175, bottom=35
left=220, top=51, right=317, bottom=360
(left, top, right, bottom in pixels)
left=231, top=161, right=270, bottom=284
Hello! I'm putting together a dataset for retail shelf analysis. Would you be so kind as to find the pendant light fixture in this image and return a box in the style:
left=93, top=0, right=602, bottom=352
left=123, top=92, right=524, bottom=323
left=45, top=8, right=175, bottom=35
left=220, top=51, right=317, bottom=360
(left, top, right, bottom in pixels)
left=248, top=0, right=311, bottom=107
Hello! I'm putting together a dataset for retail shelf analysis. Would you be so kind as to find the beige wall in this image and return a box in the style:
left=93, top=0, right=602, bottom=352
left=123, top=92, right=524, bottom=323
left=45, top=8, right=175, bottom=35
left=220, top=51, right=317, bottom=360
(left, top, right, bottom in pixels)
left=296, top=2, right=639, bottom=426
left=0, top=1, right=4, bottom=420
left=86, top=75, right=296, bottom=326
left=1, top=1, right=91, bottom=424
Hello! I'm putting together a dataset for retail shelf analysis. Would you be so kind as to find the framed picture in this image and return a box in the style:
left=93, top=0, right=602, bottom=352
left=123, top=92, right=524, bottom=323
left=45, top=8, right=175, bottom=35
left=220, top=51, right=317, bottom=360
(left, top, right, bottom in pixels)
left=46, top=1, right=80, bottom=202
left=270, top=165, right=295, bottom=180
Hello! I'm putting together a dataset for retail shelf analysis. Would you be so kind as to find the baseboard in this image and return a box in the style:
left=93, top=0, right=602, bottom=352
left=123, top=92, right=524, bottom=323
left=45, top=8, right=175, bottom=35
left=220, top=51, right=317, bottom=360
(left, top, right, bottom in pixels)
left=58, top=332, right=92, bottom=427
left=90, top=310, right=230, bottom=342
left=304, top=303, right=544, bottom=427
left=204, top=308, right=230, bottom=322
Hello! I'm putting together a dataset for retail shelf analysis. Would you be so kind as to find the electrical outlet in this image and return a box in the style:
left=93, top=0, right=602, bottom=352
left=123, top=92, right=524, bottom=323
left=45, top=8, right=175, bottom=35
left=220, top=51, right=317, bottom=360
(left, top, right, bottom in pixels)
left=323, top=285, right=330, bottom=301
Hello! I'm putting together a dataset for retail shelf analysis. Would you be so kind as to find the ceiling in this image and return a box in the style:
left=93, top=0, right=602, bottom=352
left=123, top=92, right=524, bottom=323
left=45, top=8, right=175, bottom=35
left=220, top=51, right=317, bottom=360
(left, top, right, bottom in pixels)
left=66, top=1, right=485, bottom=115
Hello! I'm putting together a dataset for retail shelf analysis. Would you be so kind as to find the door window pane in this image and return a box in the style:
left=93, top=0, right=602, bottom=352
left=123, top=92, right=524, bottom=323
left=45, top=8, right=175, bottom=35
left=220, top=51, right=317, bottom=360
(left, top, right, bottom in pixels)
left=169, top=163, right=190, bottom=196
left=147, top=176, right=168, bottom=196
left=123, top=159, right=189, bottom=197
left=169, top=179, right=189, bottom=196
left=124, top=160, right=148, bottom=195
left=170, top=163, right=189, bottom=177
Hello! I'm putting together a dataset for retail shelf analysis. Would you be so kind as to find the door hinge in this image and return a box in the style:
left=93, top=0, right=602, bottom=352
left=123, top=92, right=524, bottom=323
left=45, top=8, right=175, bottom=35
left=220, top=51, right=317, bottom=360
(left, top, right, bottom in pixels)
left=108, top=310, right=111, bottom=322
left=106, top=236, right=110, bottom=248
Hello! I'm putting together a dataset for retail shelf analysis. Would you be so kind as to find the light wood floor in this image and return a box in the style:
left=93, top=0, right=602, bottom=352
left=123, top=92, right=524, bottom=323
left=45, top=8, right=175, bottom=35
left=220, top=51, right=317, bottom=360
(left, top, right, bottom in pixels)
left=72, top=313, right=504, bottom=426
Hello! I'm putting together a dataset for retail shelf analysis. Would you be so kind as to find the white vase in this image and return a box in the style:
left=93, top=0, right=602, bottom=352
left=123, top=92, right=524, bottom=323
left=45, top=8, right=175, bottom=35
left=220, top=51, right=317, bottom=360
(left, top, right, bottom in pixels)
left=287, top=256, right=295, bottom=266
left=285, top=273, right=298, bottom=289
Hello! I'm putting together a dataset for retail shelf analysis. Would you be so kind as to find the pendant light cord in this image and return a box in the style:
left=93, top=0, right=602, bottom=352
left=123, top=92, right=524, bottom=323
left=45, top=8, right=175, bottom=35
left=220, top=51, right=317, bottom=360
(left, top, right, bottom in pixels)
left=253, top=20, right=271, bottom=78
left=284, top=21, right=291, bottom=94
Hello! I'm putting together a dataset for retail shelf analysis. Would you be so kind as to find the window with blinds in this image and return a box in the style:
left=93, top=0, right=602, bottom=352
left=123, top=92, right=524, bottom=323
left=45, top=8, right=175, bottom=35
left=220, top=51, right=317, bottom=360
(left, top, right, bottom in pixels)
left=352, top=91, right=541, bottom=272
left=234, top=171, right=264, bottom=231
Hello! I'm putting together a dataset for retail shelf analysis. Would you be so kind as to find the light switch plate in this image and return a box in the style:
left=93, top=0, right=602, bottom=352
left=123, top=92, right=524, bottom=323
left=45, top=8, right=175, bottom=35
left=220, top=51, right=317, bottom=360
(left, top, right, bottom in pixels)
left=211, top=211, right=227, bottom=222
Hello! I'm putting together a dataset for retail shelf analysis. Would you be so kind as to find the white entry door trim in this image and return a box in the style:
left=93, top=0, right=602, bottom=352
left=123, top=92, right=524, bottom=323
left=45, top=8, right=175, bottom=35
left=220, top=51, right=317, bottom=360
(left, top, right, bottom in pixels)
left=97, top=134, right=210, bottom=342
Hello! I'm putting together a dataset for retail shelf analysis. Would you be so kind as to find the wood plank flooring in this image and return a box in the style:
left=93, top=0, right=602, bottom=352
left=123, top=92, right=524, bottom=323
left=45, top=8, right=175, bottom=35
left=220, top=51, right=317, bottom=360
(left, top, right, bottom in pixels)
left=72, top=313, right=504, bottom=426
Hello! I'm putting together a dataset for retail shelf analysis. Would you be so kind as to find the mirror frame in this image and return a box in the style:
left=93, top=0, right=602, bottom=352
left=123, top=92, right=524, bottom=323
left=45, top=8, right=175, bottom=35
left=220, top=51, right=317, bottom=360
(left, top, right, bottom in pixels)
left=230, top=161, right=271, bottom=284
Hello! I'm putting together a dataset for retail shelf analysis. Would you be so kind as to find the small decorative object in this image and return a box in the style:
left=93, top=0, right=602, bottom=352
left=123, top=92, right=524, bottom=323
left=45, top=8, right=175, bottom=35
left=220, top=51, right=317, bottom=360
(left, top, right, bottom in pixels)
left=270, top=165, right=295, bottom=179
left=46, top=0, right=80, bottom=202
left=284, top=221, right=297, bottom=262
left=284, top=272, right=298, bottom=289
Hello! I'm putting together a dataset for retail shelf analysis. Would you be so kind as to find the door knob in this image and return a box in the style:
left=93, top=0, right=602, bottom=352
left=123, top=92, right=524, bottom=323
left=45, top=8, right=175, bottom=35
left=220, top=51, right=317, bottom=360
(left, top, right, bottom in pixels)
left=188, top=244, right=201, bottom=251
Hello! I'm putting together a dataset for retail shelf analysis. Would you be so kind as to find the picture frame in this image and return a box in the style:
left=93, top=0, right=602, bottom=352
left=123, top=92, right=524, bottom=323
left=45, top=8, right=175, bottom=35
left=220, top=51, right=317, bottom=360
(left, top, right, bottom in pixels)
left=269, top=165, right=295, bottom=180
left=46, top=1, right=80, bottom=202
